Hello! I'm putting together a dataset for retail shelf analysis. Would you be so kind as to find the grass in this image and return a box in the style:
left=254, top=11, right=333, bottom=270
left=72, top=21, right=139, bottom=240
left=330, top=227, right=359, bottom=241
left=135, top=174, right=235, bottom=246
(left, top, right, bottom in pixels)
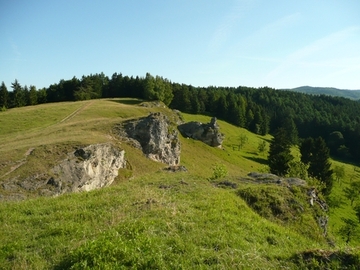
left=0, top=173, right=324, bottom=269
left=0, top=98, right=360, bottom=269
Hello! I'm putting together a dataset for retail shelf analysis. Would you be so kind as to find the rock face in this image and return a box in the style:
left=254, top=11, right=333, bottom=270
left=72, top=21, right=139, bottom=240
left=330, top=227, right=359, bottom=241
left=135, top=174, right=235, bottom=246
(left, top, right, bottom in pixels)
left=119, top=112, right=181, bottom=165
left=0, top=143, right=126, bottom=200
left=177, top=117, right=224, bottom=147
left=48, top=143, right=126, bottom=195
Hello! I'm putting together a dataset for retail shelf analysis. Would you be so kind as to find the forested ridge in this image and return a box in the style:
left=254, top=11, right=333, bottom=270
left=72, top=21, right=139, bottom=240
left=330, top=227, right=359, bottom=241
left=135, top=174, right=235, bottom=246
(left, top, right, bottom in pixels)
left=1, top=72, right=360, bottom=162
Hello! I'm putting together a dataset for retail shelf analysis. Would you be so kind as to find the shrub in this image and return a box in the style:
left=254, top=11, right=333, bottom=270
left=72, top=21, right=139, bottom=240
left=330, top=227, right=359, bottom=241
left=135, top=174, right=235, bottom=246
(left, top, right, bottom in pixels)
left=210, top=163, right=228, bottom=180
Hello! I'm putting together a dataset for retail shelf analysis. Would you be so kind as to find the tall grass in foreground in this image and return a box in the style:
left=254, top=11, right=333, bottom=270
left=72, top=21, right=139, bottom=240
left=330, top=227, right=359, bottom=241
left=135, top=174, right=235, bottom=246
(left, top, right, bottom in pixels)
left=1, top=173, right=324, bottom=269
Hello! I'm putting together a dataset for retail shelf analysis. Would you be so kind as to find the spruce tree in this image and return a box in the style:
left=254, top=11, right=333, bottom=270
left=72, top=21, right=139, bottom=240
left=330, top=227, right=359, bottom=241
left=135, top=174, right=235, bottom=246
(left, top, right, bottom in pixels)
left=11, top=79, right=25, bottom=107
left=283, top=117, right=298, bottom=145
left=310, top=137, right=333, bottom=194
left=300, top=137, right=333, bottom=194
left=300, top=137, right=314, bottom=165
left=268, top=128, right=294, bottom=176
left=0, top=81, right=9, bottom=109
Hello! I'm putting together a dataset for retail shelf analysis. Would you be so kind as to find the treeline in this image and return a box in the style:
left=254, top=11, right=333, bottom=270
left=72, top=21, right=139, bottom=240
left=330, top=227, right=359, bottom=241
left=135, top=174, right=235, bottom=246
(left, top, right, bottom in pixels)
left=1, top=72, right=360, bottom=162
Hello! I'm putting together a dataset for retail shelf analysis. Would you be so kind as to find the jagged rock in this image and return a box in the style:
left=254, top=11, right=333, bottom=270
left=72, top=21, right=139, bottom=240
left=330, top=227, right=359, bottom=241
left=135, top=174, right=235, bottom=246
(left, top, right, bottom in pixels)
left=0, top=143, right=125, bottom=200
left=177, top=117, right=224, bottom=147
left=117, top=112, right=181, bottom=166
left=49, top=143, right=126, bottom=195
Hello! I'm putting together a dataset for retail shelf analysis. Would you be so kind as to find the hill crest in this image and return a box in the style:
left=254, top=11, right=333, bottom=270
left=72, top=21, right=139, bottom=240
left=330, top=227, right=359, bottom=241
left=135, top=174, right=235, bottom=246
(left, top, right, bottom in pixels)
left=280, top=86, right=360, bottom=100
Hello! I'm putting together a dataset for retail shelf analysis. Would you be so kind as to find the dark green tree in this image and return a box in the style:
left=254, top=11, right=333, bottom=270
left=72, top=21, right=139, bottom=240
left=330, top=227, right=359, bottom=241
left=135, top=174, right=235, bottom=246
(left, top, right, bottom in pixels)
left=11, top=79, right=25, bottom=107
left=216, top=94, right=228, bottom=119
left=23, top=85, right=30, bottom=106
left=300, top=137, right=314, bottom=165
left=245, top=108, right=254, bottom=129
left=143, top=73, right=173, bottom=106
left=327, top=131, right=344, bottom=155
left=0, top=81, right=9, bottom=109
left=259, top=109, right=269, bottom=135
left=301, top=137, right=333, bottom=195
left=37, top=88, right=47, bottom=104
left=282, top=117, right=298, bottom=145
left=310, top=137, right=333, bottom=194
left=250, top=107, right=262, bottom=134
left=28, top=85, right=38, bottom=105
left=268, top=128, right=294, bottom=176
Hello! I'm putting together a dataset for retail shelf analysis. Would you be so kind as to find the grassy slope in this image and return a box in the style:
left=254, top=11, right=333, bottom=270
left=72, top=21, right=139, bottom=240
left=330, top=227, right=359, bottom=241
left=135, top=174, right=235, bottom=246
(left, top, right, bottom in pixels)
left=0, top=99, right=359, bottom=269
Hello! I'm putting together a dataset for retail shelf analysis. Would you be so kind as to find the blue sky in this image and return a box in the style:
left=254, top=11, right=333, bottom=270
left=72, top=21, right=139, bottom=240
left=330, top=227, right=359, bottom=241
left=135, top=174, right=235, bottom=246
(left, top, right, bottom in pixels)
left=1, top=0, right=359, bottom=90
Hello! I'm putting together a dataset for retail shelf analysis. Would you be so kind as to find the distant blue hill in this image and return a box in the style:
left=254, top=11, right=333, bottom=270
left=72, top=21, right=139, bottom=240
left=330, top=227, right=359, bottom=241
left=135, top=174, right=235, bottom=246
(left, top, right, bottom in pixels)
left=279, top=86, right=360, bottom=100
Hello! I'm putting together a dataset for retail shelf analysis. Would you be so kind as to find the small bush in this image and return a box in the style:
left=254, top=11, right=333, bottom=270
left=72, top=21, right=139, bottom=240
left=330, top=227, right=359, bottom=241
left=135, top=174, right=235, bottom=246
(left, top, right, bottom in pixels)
left=210, top=163, right=228, bottom=180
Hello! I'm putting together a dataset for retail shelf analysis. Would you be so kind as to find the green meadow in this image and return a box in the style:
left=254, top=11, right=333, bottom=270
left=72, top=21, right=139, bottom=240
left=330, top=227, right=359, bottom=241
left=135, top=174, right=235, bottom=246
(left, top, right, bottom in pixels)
left=0, top=99, right=359, bottom=269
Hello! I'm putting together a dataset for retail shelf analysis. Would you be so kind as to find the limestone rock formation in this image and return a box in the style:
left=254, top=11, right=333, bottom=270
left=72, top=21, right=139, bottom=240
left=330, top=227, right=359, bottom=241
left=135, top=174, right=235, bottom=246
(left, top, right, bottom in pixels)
left=177, top=117, right=224, bottom=147
left=0, top=143, right=126, bottom=200
left=117, top=112, right=181, bottom=165
left=48, top=143, right=126, bottom=195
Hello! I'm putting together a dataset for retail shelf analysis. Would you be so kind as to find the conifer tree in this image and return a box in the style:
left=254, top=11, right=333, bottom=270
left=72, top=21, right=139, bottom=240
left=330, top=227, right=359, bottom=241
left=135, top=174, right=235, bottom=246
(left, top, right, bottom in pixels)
left=29, top=85, right=38, bottom=105
left=300, top=137, right=333, bottom=194
left=268, top=128, right=294, bottom=176
left=283, top=117, right=298, bottom=145
left=11, top=79, right=25, bottom=107
left=0, top=81, right=9, bottom=109
left=300, top=137, right=314, bottom=165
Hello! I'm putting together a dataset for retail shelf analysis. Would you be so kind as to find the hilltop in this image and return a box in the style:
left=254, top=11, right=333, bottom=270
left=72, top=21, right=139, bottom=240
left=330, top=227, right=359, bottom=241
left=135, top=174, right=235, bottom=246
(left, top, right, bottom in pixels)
left=0, top=99, right=360, bottom=269
left=280, top=86, right=360, bottom=100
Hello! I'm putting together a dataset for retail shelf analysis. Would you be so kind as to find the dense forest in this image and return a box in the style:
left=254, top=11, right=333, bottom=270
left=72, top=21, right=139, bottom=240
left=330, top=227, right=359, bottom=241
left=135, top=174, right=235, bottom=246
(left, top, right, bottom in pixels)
left=1, top=72, right=360, bottom=162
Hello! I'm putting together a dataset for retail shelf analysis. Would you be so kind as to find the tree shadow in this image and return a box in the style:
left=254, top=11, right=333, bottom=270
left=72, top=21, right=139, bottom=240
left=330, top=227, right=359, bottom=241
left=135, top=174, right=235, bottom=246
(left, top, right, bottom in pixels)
left=244, top=156, right=268, bottom=166
left=107, top=98, right=143, bottom=105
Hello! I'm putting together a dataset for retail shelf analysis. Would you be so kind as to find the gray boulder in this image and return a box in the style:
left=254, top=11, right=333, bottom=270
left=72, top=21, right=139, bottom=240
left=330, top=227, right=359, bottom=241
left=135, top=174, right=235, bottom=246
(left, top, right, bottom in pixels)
left=119, top=112, right=181, bottom=165
left=177, top=117, right=224, bottom=147
left=48, top=143, right=126, bottom=195
left=0, top=143, right=126, bottom=200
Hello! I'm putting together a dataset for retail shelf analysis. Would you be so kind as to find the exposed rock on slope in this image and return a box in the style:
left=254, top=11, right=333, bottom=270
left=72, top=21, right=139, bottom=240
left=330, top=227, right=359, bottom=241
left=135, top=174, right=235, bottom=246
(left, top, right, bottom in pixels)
left=237, top=172, right=329, bottom=238
left=48, top=143, right=126, bottom=195
left=177, top=117, right=224, bottom=147
left=0, top=143, right=126, bottom=200
left=116, top=112, right=181, bottom=165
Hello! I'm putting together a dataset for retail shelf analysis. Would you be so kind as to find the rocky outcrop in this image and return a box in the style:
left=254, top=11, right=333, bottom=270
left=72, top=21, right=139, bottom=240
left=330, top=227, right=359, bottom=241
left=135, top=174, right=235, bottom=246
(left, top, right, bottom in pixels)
left=244, top=172, right=307, bottom=186
left=0, top=143, right=126, bottom=200
left=239, top=172, right=329, bottom=236
left=48, top=143, right=126, bottom=195
left=177, top=117, right=224, bottom=147
left=116, top=112, right=181, bottom=166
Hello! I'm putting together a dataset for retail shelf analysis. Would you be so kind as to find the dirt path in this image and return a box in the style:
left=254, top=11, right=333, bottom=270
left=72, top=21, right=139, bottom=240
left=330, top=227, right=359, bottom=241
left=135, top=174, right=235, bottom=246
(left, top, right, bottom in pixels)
left=0, top=148, right=35, bottom=179
left=0, top=102, right=94, bottom=179
left=59, top=100, right=93, bottom=123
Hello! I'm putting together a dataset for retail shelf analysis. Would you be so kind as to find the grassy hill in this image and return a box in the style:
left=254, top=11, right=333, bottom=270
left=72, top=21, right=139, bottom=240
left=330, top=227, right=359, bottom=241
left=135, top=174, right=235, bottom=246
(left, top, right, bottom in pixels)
left=1, top=99, right=360, bottom=269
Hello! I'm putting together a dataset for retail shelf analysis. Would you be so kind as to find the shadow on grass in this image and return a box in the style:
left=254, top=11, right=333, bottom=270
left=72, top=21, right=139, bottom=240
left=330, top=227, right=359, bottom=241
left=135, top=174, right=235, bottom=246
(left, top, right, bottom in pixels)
left=107, top=98, right=143, bottom=105
left=244, top=155, right=268, bottom=165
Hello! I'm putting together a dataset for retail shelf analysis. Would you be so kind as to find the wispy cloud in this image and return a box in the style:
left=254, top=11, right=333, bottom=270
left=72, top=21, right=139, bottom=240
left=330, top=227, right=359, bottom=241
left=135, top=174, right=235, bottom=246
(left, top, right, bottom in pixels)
left=230, top=12, right=301, bottom=62
left=265, top=26, right=360, bottom=80
left=252, top=12, right=301, bottom=40
left=208, top=0, right=253, bottom=53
